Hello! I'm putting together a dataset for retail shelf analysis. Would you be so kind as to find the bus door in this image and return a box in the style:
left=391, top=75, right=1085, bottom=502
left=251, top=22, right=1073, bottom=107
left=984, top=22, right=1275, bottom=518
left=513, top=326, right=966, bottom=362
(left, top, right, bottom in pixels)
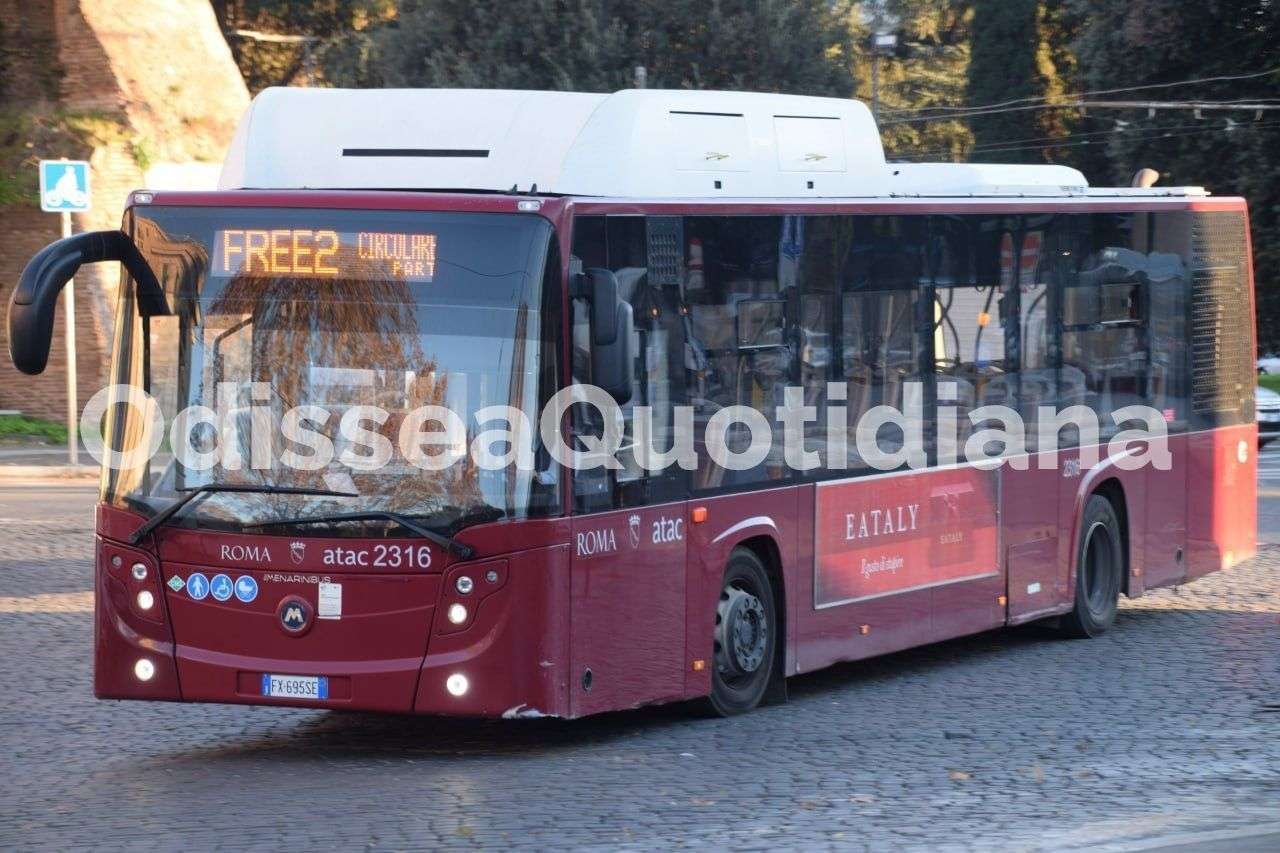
left=567, top=214, right=691, bottom=716
left=569, top=504, right=688, bottom=715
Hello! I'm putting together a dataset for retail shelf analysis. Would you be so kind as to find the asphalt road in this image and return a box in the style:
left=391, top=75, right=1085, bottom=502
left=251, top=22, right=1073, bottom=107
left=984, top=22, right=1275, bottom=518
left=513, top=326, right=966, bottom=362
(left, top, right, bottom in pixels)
left=1, top=475, right=1278, bottom=851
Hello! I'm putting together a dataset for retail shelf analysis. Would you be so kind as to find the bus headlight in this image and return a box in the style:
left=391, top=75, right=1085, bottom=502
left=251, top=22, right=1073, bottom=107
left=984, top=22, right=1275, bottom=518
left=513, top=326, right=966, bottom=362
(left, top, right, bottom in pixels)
left=447, top=603, right=468, bottom=624
left=134, top=658, right=155, bottom=681
left=455, top=575, right=474, bottom=594
left=446, top=673, right=469, bottom=696
left=136, top=590, right=154, bottom=611
left=131, top=562, right=148, bottom=581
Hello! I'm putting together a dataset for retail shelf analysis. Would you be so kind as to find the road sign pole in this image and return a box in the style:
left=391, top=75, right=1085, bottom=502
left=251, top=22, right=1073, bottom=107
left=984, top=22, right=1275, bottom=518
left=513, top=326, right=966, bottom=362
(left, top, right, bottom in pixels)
left=61, top=209, right=78, bottom=465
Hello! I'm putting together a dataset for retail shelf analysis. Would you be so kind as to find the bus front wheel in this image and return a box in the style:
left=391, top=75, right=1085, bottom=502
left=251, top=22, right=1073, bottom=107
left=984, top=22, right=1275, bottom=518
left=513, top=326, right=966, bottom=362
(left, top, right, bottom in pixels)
left=706, top=548, right=779, bottom=716
left=1060, top=494, right=1123, bottom=638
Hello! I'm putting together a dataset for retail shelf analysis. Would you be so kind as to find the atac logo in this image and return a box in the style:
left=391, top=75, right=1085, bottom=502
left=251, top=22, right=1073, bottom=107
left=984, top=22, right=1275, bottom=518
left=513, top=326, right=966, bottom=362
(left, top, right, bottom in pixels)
left=628, top=514, right=641, bottom=549
left=277, top=595, right=313, bottom=636
left=290, top=541, right=306, bottom=565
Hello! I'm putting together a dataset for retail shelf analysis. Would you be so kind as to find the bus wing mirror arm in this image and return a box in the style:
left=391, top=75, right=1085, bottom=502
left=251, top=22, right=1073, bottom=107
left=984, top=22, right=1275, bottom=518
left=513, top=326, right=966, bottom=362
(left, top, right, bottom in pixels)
left=8, top=229, right=165, bottom=375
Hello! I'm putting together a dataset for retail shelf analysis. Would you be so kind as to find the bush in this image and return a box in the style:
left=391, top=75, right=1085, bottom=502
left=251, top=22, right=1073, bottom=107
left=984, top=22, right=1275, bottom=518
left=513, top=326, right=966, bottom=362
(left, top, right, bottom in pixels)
left=0, top=414, right=69, bottom=443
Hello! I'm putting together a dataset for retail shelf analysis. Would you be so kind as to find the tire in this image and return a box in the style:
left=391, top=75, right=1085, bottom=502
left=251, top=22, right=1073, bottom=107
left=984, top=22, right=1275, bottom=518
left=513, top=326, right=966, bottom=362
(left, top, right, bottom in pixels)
left=1060, top=494, right=1123, bottom=638
left=705, top=548, right=779, bottom=716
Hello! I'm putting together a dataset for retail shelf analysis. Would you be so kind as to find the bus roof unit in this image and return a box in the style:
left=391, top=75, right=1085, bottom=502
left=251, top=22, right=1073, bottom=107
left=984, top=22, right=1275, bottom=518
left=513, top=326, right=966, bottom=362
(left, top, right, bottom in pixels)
left=219, top=87, right=1205, bottom=199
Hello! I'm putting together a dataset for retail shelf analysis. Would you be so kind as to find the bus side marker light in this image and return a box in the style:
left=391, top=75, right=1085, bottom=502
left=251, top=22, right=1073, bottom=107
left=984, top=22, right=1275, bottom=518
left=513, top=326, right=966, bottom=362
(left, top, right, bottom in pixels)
left=692, top=659, right=706, bottom=672
left=691, top=507, right=708, bottom=524
left=859, top=624, right=870, bottom=635
left=997, top=595, right=1008, bottom=606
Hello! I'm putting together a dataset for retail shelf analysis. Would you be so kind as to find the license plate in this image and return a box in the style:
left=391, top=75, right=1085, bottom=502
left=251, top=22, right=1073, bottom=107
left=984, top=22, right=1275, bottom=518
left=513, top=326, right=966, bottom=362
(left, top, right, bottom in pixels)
left=261, top=674, right=328, bottom=700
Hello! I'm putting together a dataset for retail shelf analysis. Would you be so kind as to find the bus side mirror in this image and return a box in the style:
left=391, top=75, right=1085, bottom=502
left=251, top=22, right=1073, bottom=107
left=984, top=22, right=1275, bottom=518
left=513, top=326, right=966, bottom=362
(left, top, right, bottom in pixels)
left=592, top=302, right=633, bottom=405
left=7, top=230, right=163, bottom=375
left=572, top=268, right=631, bottom=403
left=575, top=267, right=620, bottom=346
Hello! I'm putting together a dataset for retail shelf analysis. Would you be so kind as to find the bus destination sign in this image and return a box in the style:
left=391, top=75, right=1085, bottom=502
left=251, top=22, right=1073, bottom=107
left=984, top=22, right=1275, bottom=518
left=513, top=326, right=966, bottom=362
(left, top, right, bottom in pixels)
left=213, top=228, right=437, bottom=282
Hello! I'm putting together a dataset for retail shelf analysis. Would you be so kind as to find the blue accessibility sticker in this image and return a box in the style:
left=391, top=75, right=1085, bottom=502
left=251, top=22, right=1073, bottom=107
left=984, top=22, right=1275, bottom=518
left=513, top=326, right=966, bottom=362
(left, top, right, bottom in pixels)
left=234, top=575, right=258, bottom=603
left=210, top=573, right=233, bottom=602
left=186, top=572, right=209, bottom=601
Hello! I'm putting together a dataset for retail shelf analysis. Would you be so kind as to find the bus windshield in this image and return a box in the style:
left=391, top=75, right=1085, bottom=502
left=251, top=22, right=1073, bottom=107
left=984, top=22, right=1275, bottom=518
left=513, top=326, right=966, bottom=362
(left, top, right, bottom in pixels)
left=103, top=205, right=559, bottom=537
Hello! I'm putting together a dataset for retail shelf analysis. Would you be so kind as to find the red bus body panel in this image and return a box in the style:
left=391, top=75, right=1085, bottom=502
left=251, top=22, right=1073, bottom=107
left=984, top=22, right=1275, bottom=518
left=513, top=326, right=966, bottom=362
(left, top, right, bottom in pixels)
left=88, top=190, right=1257, bottom=718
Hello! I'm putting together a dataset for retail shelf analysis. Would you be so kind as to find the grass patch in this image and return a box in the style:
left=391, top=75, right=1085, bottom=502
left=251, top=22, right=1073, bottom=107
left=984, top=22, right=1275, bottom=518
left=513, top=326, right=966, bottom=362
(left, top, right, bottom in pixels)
left=0, top=413, right=69, bottom=444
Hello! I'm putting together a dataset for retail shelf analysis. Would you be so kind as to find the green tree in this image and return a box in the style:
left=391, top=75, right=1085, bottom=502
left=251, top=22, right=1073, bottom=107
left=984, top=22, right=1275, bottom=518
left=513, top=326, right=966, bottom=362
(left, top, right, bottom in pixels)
left=866, top=0, right=975, bottom=161
left=1069, top=0, right=1280, bottom=347
left=211, top=1, right=396, bottom=92
left=362, top=0, right=856, bottom=97
left=965, top=0, right=1073, bottom=163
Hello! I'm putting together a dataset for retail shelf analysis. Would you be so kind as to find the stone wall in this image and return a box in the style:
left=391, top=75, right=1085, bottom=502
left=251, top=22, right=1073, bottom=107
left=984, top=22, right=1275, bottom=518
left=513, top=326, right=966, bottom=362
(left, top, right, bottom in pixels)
left=0, top=0, right=248, bottom=423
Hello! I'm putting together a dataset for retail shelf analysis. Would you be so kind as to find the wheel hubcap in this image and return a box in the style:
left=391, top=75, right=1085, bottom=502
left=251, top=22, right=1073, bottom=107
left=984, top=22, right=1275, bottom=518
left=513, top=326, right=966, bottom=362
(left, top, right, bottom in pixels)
left=715, top=585, right=768, bottom=681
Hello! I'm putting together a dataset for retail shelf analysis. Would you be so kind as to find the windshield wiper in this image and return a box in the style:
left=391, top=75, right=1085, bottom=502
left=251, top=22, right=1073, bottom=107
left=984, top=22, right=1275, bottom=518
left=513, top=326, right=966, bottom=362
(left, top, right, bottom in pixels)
left=129, top=484, right=359, bottom=545
left=243, top=510, right=475, bottom=559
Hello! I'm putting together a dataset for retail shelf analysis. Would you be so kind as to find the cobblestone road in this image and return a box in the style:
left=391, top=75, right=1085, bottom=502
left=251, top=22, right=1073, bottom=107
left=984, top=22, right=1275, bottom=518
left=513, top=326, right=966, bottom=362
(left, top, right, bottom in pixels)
left=1, top=481, right=1278, bottom=851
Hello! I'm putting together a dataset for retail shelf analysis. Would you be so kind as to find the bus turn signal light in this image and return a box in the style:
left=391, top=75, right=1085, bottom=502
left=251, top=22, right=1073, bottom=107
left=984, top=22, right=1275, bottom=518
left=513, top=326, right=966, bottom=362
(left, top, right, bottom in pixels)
left=691, top=507, right=708, bottom=524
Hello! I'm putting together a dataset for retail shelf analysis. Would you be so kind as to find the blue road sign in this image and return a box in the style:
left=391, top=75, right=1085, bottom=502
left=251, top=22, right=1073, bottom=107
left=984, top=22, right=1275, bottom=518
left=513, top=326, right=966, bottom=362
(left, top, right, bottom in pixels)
left=39, top=160, right=91, bottom=213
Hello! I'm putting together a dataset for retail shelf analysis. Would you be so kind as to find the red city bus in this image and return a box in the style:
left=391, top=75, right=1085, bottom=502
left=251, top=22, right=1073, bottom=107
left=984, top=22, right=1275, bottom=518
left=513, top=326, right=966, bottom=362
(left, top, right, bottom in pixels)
left=7, top=89, right=1256, bottom=717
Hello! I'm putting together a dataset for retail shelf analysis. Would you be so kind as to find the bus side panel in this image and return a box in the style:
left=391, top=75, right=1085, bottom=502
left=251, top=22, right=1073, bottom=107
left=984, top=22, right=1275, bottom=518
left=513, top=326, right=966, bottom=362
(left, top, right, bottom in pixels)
left=685, top=487, right=801, bottom=698
left=1185, top=423, right=1257, bottom=579
left=1141, top=430, right=1190, bottom=592
left=1002, top=459, right=1067, bottom=623
left=795, top=467, right=998, bottom=673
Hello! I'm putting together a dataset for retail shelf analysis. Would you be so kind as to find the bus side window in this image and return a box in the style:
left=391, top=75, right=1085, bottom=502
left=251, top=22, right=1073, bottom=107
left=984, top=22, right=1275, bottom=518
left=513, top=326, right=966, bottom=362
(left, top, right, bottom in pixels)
left=1145, top=211, right=1191, bottom=431
left=1061, top=213, right=1152, bottom=437
left=930, top=216, right=1014, bottom=452
left=684, top=216, right=792, bottom=490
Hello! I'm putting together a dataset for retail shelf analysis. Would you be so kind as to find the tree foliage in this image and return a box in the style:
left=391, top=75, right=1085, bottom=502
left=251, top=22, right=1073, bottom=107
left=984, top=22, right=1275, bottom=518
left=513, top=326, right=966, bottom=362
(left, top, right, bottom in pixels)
left=965, top=0, right=1076, bottom=162
left=1068, top=0, right=1280, bottom=346
left=210, top=0, right=1280, bottom=346
left=868, top=0, right=975, bottom=161
left=362, top=0, right=856, bottom=96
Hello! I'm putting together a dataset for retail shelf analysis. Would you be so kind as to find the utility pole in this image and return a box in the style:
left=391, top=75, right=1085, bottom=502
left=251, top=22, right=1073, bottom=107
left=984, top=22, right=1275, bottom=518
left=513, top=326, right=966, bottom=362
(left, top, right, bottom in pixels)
left=61, top=208, right=77, bottom=465
left=869, top=32, right=898, bottom=121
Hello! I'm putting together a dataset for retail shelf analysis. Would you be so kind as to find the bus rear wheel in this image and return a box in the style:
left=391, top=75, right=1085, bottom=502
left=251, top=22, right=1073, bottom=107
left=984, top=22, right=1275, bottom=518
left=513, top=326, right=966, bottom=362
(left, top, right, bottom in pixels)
left=706, top=548, right=778, bottom=716
left=1060, top=493, right=1123, bottom=638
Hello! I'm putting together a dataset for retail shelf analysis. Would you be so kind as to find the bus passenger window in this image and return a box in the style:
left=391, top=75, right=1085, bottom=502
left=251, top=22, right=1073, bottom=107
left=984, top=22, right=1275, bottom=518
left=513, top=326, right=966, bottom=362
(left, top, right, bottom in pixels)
left=1061, top=213, right=1155, bottom=434
left=683, top=216, right=793, bottom=491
